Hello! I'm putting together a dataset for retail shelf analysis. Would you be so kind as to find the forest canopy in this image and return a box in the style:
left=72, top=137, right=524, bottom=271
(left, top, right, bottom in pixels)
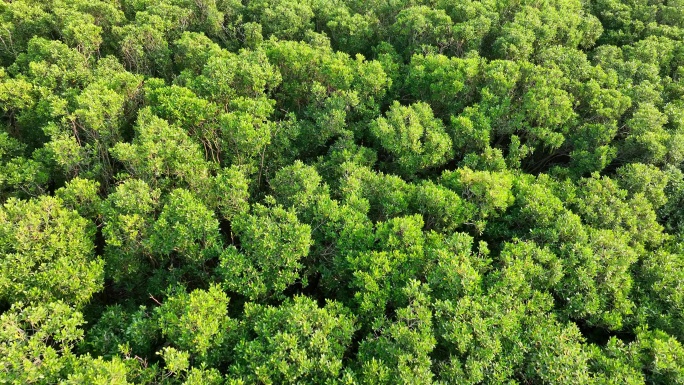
left=1, top=0, right=684, bottom=383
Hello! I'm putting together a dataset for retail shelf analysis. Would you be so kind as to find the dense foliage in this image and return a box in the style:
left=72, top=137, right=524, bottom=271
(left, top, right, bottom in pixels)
left=1, top=0, right=684, bottom=383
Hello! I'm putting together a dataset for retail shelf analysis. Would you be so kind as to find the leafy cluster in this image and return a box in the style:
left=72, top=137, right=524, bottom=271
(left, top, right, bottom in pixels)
left=1, top=0, right=684, bottom=383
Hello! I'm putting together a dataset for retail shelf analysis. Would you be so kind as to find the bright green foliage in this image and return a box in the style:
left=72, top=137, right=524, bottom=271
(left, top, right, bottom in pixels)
left=433, top=240, right=561, bottom=384
left=149, top=188, right=220, bottom=262
left=270, top=160, right=326, bottom=212
left=183, top=366, right=224, bottom=385
left=575, top=174, right=665, bottom=247
left=448, top=105, right=492, bottom=157
left=410, top=181, right=469, bottom=232
left=12, top=37, right=91, bottom=92
left=338, top=161, right=414, bottom=220
left=426, top=231, right=490, bottom=300
left=661, top=167, right=684, bottom=236
left=246, top=0, right=314, bottom=40
left=441, top=167, right=514, bottom=230
left=633, top=328, right=684, bottom=384
left=624, top=103, right=671, bottom=164
left=392, top=6, right=456, bottom=58
left=264, top=38, right=390, bottom=115
left=113, top=12, right=171, bottom=76
left=0, top=66, right=34, bottom=114
left=145, top=84, right=220, bottom=157
left=101, top=179, right=161, bottom=285
left=216, top=96, right=276, bottom=171
left=52, top=2, right=104, bottom=58
left=0, top=196, right=103, bottom=306
left=568, top=123, right=620, bottom=176
left=358, top=280, right=436, bottom=384
left=2, top=0, right=684, bottom=381
left=159, top=346, right=191, bottom=377
left=65, top=78, right=127, bottom=181
left=55, top=177, right=102, bottom=219
left=231, top=296, right=356, bottom=384
left=349, top=214, right=427, bottom=321
left=370, top=101, right=452, bottom=176
left=407, top=53, right=480, bottom=116
left=172, top=32, right=222, bottom=74
left=102, top=182, right=224, bottom=293
left=0, top=301, right=85, bottom=384
left=207, top=166, right=250, bottom=220
left=524, top=317, right=593, bottom=384
left=219, top=202, right=312, bottom=300
left=63, top=355, right=132, bottom=385
left=636, top=250, right=684, bottom=339
left=111, top=108, right=211, bottom=192
left=590, top=337, right=645, bottom=385
left=559, top=228, right=639, bottom=329
left=190, top=47, right=281, bottom=104
left=156, top=284, right=234, bottom=364
left=0, top=2, right=54, bottom=63
left=0, top=131, right=49, bottom=199
left=312, top=1, right=378, bottom=54
left=616, top=163, right=670, bottom=208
